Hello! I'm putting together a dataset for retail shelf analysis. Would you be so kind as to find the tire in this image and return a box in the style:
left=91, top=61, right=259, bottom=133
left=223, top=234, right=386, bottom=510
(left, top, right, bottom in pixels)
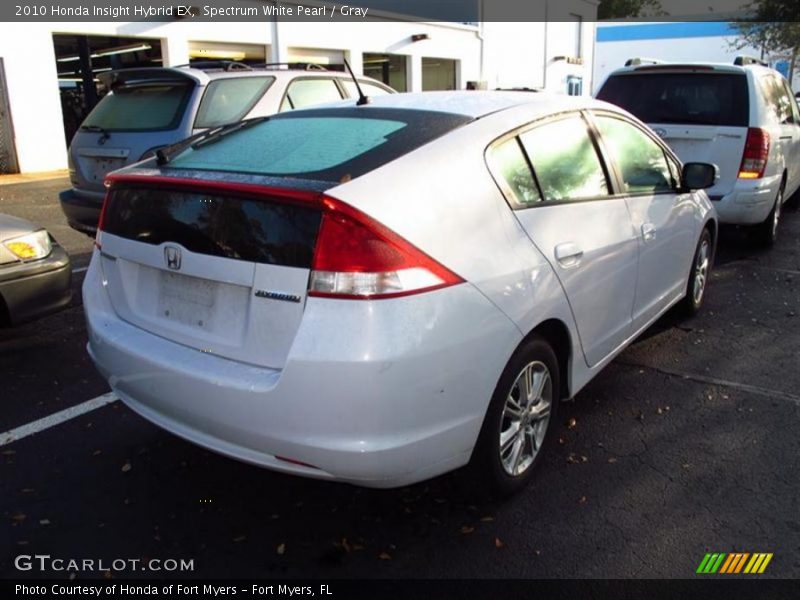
left=754, top=185, right=783, bottom=247
left=679, top=228, right=713, bottom=317
left=470, top=335, right=560, bottom=497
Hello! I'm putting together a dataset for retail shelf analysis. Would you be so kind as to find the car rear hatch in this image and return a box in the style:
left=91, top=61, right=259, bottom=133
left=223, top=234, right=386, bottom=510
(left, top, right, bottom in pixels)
left=70, top=69, right=201, bottom=195
left=96, top=177, right=323, bottom=369
left=94, top=107, right=473, bottom=370
left=597, top=68, right=750, bottom=197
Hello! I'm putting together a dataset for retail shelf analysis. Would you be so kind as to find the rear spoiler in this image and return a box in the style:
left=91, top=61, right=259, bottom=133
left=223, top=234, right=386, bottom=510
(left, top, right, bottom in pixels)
left=99, top=68, right=207, bottom=89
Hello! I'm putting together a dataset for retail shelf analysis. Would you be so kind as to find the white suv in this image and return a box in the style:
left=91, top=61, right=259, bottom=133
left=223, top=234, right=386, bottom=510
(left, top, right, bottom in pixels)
left=597, top=57, right=800, bottom=245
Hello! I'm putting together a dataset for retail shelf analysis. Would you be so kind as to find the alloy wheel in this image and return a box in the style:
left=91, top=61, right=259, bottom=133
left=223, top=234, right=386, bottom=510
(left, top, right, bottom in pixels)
left=499, top=361, right=552, bottom=476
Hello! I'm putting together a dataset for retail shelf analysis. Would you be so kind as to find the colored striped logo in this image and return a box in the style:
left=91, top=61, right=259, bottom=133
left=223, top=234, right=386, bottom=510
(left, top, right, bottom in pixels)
left=697, top=553, right=773, bottom=574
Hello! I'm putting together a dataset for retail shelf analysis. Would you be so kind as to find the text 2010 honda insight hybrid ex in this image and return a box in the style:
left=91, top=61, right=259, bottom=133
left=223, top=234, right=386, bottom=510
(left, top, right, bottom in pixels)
left=84, top=92, right=718, bottom=494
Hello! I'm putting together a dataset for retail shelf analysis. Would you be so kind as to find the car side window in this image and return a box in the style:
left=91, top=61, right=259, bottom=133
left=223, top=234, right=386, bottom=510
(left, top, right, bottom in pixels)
left=760, top=75, right=793, bottom=124
left=781, top=79, right=800, bottom=124
left=281, top=79, right=344, bottom=111
left=594, top=115, right=674, bottom=194
left=486, top=137, right=542, bottom=206
left=195, top=77, right=275, bottom=129
left=518, top=116, right=610, bottom=202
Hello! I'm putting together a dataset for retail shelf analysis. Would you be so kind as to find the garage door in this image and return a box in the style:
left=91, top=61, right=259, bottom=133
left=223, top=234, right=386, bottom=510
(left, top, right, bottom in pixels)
left=0, top=58, right=19, bottom=174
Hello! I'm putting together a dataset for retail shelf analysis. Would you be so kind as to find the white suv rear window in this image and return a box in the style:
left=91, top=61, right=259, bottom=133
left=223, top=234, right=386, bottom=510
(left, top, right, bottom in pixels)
left=598, top=73, right=749, bottom=127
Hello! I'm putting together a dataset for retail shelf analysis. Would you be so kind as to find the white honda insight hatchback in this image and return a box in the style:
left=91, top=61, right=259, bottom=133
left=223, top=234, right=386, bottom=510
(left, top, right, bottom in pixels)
left=84, top=92, right=718, bottom=493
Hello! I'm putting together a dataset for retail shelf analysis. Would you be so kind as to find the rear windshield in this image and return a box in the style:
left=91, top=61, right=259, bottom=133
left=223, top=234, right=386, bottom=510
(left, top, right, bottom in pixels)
left=82, top=82, right=193, bottom=132
left=103, top=187, right=321, bottom=268
left=597, top=73, right=749, bottom=127
left=166, top=108, right=473, bottom=182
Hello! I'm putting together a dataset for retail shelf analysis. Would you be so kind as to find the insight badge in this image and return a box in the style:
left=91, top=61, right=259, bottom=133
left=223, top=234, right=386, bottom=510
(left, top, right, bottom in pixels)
left=696, top=552, right=773, bottom=574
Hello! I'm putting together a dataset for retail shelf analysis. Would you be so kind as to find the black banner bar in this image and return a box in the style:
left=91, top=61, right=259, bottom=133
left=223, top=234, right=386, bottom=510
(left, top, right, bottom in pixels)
left=4, top=579, right=800, bottom=600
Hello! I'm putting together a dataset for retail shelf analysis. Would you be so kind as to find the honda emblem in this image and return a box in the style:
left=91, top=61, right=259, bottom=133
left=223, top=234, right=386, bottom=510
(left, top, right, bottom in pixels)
left=164, top=246, right=182, bottom=270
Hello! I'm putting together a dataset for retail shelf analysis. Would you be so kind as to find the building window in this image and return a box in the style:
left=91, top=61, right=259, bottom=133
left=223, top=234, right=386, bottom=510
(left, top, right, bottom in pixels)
left=567, top=76, right=583, bottom=96
left=363, top=53, right=407, bottom=92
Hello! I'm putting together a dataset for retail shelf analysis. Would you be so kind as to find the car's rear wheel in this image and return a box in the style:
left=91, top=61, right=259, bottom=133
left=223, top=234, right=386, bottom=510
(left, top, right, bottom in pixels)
left=471, top=335, right=559, bottom=497
left=679, top=227, right=712, bottom=317
left=754, top=186, right=783, bottom=247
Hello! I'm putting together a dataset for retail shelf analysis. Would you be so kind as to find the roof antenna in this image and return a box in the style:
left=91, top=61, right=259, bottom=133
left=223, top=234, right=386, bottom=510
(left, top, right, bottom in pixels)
left=343, top=58, right=371, bottom=106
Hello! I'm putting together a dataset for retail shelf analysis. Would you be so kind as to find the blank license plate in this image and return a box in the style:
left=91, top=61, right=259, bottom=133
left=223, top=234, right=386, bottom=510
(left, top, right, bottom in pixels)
left=157, top=271, right=218, bottom=330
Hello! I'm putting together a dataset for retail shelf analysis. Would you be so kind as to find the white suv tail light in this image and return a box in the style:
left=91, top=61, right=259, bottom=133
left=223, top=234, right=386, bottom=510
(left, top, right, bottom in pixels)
left=738, top=127, right=770, bottom=179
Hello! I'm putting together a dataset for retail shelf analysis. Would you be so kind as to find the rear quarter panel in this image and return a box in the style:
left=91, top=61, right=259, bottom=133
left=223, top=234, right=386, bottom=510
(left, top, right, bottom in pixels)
left=325, top=105, right=587, bottom=389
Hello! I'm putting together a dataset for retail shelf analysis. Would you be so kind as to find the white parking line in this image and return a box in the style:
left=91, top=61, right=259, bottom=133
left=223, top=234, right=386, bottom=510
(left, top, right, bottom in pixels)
left=71, top=266, right=88, bottom=274
left=0, top=392, right=118, bottom=447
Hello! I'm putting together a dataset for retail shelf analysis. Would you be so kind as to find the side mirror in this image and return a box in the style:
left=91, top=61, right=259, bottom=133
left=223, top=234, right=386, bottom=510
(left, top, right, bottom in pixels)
left=682, top=162, right=718, bottom=190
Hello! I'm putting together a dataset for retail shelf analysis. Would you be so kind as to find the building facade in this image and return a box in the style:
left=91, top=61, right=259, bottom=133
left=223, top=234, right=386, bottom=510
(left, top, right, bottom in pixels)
left=0, top=1, right=597, bottom=174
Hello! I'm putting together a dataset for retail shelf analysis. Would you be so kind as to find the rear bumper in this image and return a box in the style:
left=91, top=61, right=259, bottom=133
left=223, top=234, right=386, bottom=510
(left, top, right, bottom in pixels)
left=0, top=245, right=72, bottom=325
left=710, top=175, right=781, bottom=225
left=59, top=189, right=104, bottom=235
left=83, top=251, right=521, bottom=488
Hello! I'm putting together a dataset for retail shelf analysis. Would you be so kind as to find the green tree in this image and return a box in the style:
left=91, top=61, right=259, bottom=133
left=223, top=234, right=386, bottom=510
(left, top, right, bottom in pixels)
left=734, top=2, right=800, bottom=84
left=597, top=0, right=664, bottom=19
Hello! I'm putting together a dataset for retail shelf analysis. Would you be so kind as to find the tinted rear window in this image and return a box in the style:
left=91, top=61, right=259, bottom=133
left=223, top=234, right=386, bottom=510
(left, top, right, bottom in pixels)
left=597, top=73, right=749, bottom=126
left=166, top=108, right=473, bottom=182
left=104, top=187, right=321, bottom=268
left=83, top=82, right=193, bottom=132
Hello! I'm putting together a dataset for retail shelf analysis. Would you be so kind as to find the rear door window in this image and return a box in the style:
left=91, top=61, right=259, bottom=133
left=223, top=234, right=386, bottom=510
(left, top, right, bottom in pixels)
left=597, top=73, right=749, bottom=126
left=519, top=116, right=610, bottom=202
left=82, top=82, right=192, bottom=131
left=594, top=115, right=674, bottom=194
left=486, top=138, right=541, bottom=207
left=281, top=78, right=344, bottom=111
left=194, top=76, right=275, bottom=128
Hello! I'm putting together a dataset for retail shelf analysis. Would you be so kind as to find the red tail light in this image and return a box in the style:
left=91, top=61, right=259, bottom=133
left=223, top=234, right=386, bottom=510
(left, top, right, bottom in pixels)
left=309, top=196, right=463, bottom=299
left=94, top=182, right=112, bottom=249
left=738, top=128, right=770, bottom=179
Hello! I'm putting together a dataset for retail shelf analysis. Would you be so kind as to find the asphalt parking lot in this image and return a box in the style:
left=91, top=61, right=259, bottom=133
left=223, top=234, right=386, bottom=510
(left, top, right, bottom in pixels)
left=1, top=176, right=798, bottom=580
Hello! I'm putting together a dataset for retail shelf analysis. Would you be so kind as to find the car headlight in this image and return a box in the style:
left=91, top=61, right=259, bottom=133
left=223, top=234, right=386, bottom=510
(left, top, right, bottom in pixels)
left=4, top=230, right=52, bottom=260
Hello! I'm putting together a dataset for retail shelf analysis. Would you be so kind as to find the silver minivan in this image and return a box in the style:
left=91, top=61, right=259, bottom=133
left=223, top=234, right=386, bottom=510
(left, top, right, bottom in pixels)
left=59, top=62, right=394, bottom=235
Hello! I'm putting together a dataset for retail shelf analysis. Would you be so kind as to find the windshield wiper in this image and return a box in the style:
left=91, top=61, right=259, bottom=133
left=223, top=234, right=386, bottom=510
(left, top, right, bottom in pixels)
left=155, top=116, right=270, bottom=165
left=80, top=124, right=107, bottom=133
left=80, top=124, right=110, bottom=142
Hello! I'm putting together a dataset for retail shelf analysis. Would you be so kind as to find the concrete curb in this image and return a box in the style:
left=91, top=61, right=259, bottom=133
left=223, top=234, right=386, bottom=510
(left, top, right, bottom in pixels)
left=0, top=170, right=69, bottom=186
